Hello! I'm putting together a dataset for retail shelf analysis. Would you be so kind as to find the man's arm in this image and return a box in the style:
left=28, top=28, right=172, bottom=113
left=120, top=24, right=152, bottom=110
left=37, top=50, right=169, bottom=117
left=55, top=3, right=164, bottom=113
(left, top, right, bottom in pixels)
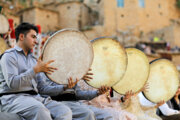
left=75, top=84, right=98, bottom=100
left=1, top=53, right=36, bottom=89
left=37, top=75, right=79, bottom=96
left=36, top=73, right=65, bottom=96
left=75, top=69, right=98, bottom=100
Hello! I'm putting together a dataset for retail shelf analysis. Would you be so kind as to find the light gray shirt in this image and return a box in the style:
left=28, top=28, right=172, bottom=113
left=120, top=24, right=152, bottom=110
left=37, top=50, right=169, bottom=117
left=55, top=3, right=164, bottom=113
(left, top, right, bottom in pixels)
left=0, top=45, right=64, bottom=96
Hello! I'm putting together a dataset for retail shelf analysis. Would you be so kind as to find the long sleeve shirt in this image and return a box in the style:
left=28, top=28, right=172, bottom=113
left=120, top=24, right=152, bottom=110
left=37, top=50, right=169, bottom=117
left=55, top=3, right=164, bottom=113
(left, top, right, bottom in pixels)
left=46, top=78, right=98, bottom=100
left=0, top=45, right=65, bottom=96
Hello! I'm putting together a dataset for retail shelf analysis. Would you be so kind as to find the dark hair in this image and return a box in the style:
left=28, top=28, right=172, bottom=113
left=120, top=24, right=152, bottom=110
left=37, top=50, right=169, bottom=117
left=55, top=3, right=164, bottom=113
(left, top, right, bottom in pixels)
left=15, top=22, right=38, bottom=42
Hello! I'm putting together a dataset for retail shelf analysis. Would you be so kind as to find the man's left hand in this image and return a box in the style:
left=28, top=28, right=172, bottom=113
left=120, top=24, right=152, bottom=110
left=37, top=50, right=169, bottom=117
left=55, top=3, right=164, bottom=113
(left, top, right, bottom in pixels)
left=64, top=77, right=79, bottom=90
left=97, top=86, right=110, bottom=95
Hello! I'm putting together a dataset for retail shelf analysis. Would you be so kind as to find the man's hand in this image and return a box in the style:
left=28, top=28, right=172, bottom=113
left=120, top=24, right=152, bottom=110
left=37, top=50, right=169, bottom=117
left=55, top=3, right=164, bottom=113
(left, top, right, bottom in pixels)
left=175, top=96, right=180, bottom=105
left=124, top=90, right=134, bottom=101
left=82, top=68, right=93, bottom=81
left=64, top=77, right=79, bottom=90
left=175, top=87, right=180, bottom=96
left=175, top=87, right=180, bottom=104
left=97, top=86, right=110, bottom=95
left=141, top=83, right=149, bottom=92
left=155, top=100, right=165, bottom=108
left=119, top=90, right=134, bottom=103
left=33, top=55, right=57, bottom=74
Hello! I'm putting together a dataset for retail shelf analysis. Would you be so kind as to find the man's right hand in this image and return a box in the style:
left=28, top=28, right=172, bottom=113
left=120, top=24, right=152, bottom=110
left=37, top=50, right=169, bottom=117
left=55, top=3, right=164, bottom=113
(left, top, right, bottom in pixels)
left=33, top=55, right=58, bottom=74
left=63, top=77, right=79, bottom=90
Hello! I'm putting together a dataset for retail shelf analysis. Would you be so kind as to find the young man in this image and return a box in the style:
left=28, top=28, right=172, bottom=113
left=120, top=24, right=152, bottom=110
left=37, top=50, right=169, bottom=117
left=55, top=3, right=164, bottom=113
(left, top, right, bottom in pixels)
left=0, top=23, right=97, bottom=120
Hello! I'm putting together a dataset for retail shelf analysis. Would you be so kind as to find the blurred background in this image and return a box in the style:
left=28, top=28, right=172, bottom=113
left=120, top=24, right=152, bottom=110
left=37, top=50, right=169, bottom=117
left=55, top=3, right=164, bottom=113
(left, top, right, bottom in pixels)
left=1, top=0, right=180, bottom=68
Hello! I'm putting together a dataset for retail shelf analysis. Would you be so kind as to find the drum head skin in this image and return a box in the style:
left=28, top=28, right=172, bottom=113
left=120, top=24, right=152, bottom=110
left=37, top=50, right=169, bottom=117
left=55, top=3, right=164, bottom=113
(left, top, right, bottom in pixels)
left=0, top=14, right=9, bottom=34
left=113, top=48, right=150, bottom=95
left=42, top=29, right=93, bottom=84
left=143, top=59, right=179, bottom=103
left=86, top=38, right=127, bottom=88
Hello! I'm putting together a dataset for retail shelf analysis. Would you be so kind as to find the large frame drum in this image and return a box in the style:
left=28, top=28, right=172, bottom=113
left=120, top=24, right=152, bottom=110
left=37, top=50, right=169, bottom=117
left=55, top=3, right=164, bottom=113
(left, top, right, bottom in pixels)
left=143, top=59, right=179, bottom=103
left=113, top=48, right=150, bottom=95
left=42, top=29, right=93, bottom=84
left=86, top=38, right=127, bottom=88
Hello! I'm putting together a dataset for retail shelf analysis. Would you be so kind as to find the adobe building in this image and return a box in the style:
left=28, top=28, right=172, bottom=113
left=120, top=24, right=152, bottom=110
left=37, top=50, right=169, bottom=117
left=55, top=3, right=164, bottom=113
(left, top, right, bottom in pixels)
left=97, top=0, right=180, bottom=36
left=45, top=1, right=93, bottom=29
left=17, top=6, right=59, bottom=33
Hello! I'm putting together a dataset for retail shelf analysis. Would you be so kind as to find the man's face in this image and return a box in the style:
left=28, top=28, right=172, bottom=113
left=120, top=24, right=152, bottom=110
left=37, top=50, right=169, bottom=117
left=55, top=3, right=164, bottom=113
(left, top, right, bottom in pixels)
left=23, top=29, right=37, bottom=50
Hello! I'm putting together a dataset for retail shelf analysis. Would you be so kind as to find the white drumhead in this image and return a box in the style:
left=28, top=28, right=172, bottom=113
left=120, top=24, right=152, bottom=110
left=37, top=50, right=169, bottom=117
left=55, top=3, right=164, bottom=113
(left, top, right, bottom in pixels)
left=0, top=14, right=9, bottom=34
left=143, top=59, right=179, bottom=103
left=86, top=38, right=127, bottom=88
left=113, top=48, right=150, bottom=94
left=42, top=29, right=93, bottom=84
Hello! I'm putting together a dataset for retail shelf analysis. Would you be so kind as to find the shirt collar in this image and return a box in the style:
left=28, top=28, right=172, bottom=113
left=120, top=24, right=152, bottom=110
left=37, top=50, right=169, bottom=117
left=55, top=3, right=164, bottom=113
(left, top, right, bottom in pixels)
left=14, top=45, right=23, bottom=52
left=14, top=45, right=32, bottom=56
